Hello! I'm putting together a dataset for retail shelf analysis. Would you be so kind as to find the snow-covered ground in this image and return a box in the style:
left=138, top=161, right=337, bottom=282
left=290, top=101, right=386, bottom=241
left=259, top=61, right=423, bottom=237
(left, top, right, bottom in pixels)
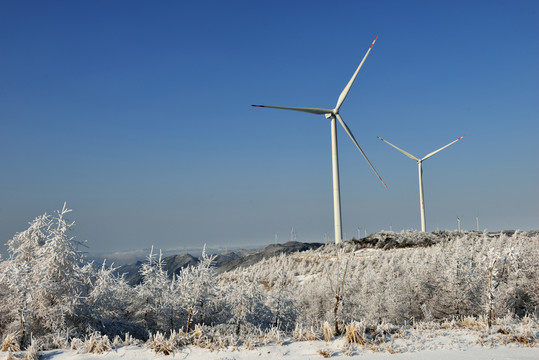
left=25, top=341, right=539, bottom=360
left=5, top=330, right=537, bottom=360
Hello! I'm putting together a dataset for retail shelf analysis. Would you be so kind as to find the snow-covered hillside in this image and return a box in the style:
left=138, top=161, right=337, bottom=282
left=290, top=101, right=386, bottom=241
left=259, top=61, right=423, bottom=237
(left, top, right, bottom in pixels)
left=0, top=206, right=537, bottom=358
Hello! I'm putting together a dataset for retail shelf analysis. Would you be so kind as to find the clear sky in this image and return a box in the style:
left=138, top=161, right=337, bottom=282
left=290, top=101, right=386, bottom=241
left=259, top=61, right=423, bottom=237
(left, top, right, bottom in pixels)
left=1, top=0, right=537, bottom=257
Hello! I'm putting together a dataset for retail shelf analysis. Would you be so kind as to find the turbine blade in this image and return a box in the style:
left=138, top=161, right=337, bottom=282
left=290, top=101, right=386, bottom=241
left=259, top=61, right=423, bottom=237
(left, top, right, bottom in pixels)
left=336, top=114, right=388, bottom=188
left=252, top=104, right=332, bottom=115
left=335, top=36, right=377, bottom=112
left=376, top=136, right=420, bottom=161
left=421, top=135, right=466, bottom=161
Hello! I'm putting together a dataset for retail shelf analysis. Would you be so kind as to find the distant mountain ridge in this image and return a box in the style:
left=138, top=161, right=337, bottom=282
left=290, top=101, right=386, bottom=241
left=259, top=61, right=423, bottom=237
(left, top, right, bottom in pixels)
left=116, top=241, right=324, bottom=285
left=115, top=230, right=539, bottom=286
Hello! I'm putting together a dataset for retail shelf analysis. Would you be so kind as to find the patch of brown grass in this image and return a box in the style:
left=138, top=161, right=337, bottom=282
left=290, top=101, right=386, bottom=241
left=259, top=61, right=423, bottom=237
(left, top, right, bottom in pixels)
left=2, top=334, right=20, bottom=352
left=148, top=332, right=174, bottom=355
left=344, top=323, right=366, bottom=346
left=23, top=345, right=39, bottom=360
left=459, top=316, right=487, bottom=331
left=512, top=335, right=534, bottom=347
left=317, top=348, right=334, bottom=358
left=87, top=334, right=112, bottom=354
left=323, top=322, right=332, bottom=342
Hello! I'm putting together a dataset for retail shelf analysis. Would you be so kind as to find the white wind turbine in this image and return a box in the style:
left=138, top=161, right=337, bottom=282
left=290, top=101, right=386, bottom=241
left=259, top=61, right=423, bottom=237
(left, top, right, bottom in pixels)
left=377, top=135, right=465, bottom=232
left=252, top=36, right=387, bottom=244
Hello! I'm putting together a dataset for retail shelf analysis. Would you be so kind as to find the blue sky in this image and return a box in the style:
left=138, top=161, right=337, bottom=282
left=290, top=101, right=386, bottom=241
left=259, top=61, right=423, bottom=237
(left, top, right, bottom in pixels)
left=1, top=0, right=537, bottom=256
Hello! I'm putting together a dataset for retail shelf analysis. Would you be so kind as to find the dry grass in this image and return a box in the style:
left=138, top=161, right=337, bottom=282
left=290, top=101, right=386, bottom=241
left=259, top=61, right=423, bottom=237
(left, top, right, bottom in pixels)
left=292, top=324, right=320, bottom=341
left=258, top=327, right=283, bottom=346
left=243, top=340, right=256, bottom=350
left=112, top=335, right=122, bottom=347
left=323, top=322, right=332, bottom=342
left=123, top=332, right=140, bottom=346
left=70, top=333, right=112, bottom=354
left=382, top=343, right=397, bottom=354
left=87, top=334, right=112, bottom=354
left=23, top=344, right=39, bottom=360
left=459, top=316, right=487, bottom=331
left=2, top=334, right=21, bottom=352
left=344, top=323, right=366, bottom=346
left=193, top=324, right=204, bottom=339
left=511, top=335, right=535, bottom=347
left=260, top=280, right=273, bottom=291
left=317, top=348, right=334, bottom=358
left=70, top=338, right=83, bottom=351
left=148, top=332, right=174, bottom=355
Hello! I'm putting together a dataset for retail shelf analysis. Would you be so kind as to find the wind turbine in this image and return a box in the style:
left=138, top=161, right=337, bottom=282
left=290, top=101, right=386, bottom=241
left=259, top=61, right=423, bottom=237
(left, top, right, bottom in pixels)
left=252, top=36, right=387, bottom=244
left=377, top=135, right=465, bottom=232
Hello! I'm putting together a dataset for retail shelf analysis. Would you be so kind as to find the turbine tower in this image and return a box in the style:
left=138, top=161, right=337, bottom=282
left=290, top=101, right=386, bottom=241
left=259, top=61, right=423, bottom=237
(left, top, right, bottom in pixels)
left=252, top=36, right=387, bottom=244
left=377, top=135, right=465, bottom=232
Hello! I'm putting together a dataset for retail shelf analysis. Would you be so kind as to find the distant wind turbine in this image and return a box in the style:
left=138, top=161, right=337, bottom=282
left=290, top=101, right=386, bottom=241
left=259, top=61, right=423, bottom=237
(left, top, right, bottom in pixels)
left=252, top=36, right=387, bottom=244
left=377, top=135, right=465, bottom=232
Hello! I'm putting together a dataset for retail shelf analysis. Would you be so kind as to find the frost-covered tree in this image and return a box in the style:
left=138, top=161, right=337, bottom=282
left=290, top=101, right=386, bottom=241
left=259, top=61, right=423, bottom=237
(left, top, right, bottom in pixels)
left=502, top=234, right=539, bottom=317
left=329, top=249, right=351, bottom=335
left=1, top=212, right=52, bottom=344
left=263, top=259, right=298, bottom=331
left=32, top=204, right=88, bottom=336
left=0, top=259, right=34, bottom=344
left=428, top=236, right=482, bottom=319
left=1, top=211, right=538, bottom=346
left=0, top=204, right=89, bottom=345
left=175, top=247, right=216, bottom=332
left=86, top=260, right=133, bottom=335
left=128, top=247, right=169, bottom=332
left=221, top=272, right=270, bottom=335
